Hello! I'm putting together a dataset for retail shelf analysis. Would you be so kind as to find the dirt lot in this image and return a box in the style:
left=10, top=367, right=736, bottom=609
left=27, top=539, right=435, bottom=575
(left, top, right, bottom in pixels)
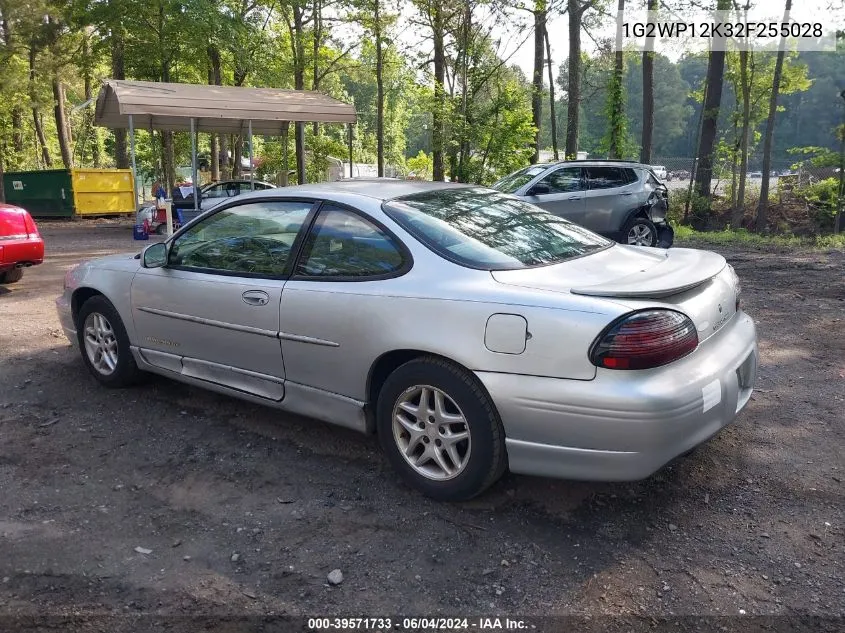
left=0, top=220, right=843, bottom=631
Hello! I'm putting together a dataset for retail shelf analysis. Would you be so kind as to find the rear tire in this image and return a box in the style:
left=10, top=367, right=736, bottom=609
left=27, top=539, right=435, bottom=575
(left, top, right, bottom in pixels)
left=0, top=268, right=24, bottom=284
left=376, top=356, right=507, bottom=501
left=76, top=295, right=143, bottom=388
left=623, top=216, right=658, bottom=247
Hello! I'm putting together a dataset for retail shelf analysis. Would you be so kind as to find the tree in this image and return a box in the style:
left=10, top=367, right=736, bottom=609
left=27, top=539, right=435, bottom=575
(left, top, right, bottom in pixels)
left=757, top=0, right=792, bottom=232
left=605, top=0, right=626, bottom=159
left=564, top=0, right=601, bottom=158
left=640, top=0, right=657, bottom=164
left=544, top=21, right=558, bottom=160
left=693, top=0, right=733, bottom=205
left=531, top=0, right=546, bottom=163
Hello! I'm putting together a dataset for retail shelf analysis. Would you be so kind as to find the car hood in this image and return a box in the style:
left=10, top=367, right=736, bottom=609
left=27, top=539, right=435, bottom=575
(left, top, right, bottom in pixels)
left=87, top=252, right=144, bottom=273
left=491, top=245, right=727, bottom=299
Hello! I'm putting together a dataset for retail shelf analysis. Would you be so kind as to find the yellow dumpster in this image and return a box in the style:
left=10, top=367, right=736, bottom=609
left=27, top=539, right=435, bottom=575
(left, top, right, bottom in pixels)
left=71, top=168, right=136, bottom=216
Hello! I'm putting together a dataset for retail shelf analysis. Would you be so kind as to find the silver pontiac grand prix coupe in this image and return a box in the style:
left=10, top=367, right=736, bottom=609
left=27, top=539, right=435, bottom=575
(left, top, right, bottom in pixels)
left=57, top=180, right=758, bottom=500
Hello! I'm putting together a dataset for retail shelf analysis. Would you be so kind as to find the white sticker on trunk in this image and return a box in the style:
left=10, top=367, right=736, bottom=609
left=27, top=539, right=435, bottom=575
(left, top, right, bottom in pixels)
left=702, top=379, right=722, bottom=413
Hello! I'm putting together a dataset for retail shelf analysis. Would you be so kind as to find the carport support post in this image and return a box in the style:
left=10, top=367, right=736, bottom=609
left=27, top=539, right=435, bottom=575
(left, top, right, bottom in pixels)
left=248, top=119, right=254, bottom=190
left=348, top=123, right=353, bottom=178
left=190, top=117, right=198, bottom=220
left=128, top=114, right=138, bottom=209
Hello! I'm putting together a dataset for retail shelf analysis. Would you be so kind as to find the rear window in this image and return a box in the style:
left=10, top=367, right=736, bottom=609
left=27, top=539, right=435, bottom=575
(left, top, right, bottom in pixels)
left=585, top=166, right=635, bottom=189
left=491, top=166, right=548, bottom=193
left=382, top=187, right=611, bottom=270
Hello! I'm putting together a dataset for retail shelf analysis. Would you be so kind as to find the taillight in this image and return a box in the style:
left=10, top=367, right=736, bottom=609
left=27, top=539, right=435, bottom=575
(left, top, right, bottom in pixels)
left=590, top=309, right=699, bottom=370
left=22, top=212, right=40, bottom=238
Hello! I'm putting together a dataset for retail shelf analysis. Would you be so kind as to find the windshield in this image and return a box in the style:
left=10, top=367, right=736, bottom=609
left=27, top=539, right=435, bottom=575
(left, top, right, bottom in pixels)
left=382, top=187, right=611, bottom=270
left=491, top=165, right=547, bottom=193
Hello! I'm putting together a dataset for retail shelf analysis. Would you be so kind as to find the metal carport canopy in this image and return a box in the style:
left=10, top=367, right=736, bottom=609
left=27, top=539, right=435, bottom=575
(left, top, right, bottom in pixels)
left=94, top=79, right=357, bottom=133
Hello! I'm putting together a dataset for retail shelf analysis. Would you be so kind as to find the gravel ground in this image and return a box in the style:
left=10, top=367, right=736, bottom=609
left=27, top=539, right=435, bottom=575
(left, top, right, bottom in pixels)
left=0, top=220, right=843, bottom=632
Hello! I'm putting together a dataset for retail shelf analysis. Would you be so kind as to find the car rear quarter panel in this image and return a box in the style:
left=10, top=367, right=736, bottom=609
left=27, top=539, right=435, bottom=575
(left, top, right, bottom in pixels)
left=278, top=265, right=626, bottom=401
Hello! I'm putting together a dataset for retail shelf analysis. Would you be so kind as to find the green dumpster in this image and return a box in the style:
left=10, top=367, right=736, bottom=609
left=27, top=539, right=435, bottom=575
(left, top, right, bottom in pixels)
left=3, top=169, right=135, bottom=218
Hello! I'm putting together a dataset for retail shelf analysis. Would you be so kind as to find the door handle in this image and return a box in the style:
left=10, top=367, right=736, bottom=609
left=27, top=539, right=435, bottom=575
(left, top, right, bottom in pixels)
left=565, top=196, right=583, bottom=200
left=620, top=192, right=634, bottom=196
left=242, top=290, right=270, bottom=306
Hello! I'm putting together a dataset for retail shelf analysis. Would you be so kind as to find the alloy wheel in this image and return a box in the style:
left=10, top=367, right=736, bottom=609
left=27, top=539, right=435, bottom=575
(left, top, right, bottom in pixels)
left=83, top=312, right=119, bottom=376
left=627, top=223, right=654, bottom=246
left=392, top=385, right=471, bottom=481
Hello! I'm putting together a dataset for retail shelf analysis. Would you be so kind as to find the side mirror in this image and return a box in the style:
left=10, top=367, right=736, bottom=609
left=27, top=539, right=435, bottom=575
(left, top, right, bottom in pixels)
left=528, top=184, right=550, bottom=196
left=142, top=242, right=168, bottom=268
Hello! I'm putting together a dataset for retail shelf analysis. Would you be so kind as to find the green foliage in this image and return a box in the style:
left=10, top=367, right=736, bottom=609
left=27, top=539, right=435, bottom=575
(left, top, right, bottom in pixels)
left=799, top=177, right=841, bottom=224
left=675, top=224, right=845, bottom=249
left=787, top=145, right=842, bottom=169
left=406, top=150, right=432, bottom=180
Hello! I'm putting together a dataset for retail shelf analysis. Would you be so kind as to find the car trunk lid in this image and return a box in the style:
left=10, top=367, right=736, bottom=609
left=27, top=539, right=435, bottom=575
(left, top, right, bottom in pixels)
left=492, top=246, right=737, bottom=343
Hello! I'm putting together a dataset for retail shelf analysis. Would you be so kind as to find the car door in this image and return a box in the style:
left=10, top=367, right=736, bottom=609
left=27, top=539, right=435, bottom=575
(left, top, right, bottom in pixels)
left=131, top=199, right=315, bottom=400
left=278, top=202, right=410, bottom=402
left=582, top=166, right=638, bottom=233
left=521, top=167, right=586, bottom=226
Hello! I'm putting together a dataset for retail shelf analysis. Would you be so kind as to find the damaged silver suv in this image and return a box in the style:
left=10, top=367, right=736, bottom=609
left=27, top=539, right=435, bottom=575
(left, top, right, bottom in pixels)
left=492, top=161, right=672, bottom=248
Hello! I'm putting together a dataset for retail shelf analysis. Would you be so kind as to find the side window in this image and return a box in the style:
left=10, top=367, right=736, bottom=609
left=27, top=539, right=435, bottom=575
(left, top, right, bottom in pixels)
left=536, top=167, right=583, bottom=193
left=168, top=200, right=312, bottom=276
left=585, top=166, right=629, bottom=190
left=203, top=184, right=226, bottom=199
left=296, top=205, right=406, bottom=279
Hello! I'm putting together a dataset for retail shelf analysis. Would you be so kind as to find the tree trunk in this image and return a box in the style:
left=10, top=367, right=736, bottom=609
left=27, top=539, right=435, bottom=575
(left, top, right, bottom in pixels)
left=220, top=135, right=229, bottom=178
left=0, top=150, right=5, bottom=203
left=233, top=135, right=242, bottom=179
left=432, top=0, right=446, bottom=181
left=160, top=59, right=175, bottom=191
left=53, top=79, right=73, bottom=168
left=29, top=46, right=52, bottom=167
left=0, top=8, right=22, bottom=159
left=564, top=0, right=582, bottom=158
left=12, top=108, right=24, bottom=157
left=279, top=122, right=289, bottom=186
left=375, top=0, right=384, bottom=177
left=207, top=45, right=222, bottom=181
left=111, top=30, right=129, bottom=168
left=531, top=4, right=545, bottom=163
left=456, top=2, right=471, bottom=181
left=312, top=0, right=322, bottom=137
left=544, top=24, right=558, bottom=161
left=607, top=0, right=626, bottom=159
left=293, top=4, right=306, bottom=184
left=83, top=37, right=101, bottom=168
left=732, top=49, right=751, bottom=228
left=757, top=0, right=792, bottom=232
left=640, top=0, right=657, bottom=164
left=694, top=0, right=731, bottom=204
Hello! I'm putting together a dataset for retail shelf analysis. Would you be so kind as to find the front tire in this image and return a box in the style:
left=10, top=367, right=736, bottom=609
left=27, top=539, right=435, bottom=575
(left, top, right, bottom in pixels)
left=376, top=357, right=506, bottom=501
left=0, top=268, right=24, bottom=284
left=76, top=295, right=143, bottom=388
left=623, top=216, right=658, bottom=247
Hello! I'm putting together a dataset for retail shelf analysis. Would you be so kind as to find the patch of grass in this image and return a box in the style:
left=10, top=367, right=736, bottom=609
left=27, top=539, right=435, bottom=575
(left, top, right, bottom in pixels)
left=674, top=225, right=845, bottom=249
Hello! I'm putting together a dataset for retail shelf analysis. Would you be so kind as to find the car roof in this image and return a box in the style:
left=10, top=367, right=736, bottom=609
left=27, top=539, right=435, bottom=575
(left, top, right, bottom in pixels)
left=529, top=160, right=652, bottom=170
left=203, top=179, right=276, bottom=187
left=232, top=179, right=472, bottom=202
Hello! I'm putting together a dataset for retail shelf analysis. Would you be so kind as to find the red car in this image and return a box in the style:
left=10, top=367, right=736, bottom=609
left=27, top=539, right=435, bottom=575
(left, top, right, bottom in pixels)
left=0, top=203, right=44, bottom=284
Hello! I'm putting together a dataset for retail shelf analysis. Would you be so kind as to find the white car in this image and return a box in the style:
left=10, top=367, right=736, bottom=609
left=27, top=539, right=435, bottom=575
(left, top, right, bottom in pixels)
left=651, top=165, right=668, bottom=180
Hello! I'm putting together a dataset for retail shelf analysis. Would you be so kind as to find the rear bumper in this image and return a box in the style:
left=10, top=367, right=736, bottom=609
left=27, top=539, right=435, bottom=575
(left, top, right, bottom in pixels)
left=0, top=237, right=44, bottom=270
left=476, top=311, right=758, bottom=481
